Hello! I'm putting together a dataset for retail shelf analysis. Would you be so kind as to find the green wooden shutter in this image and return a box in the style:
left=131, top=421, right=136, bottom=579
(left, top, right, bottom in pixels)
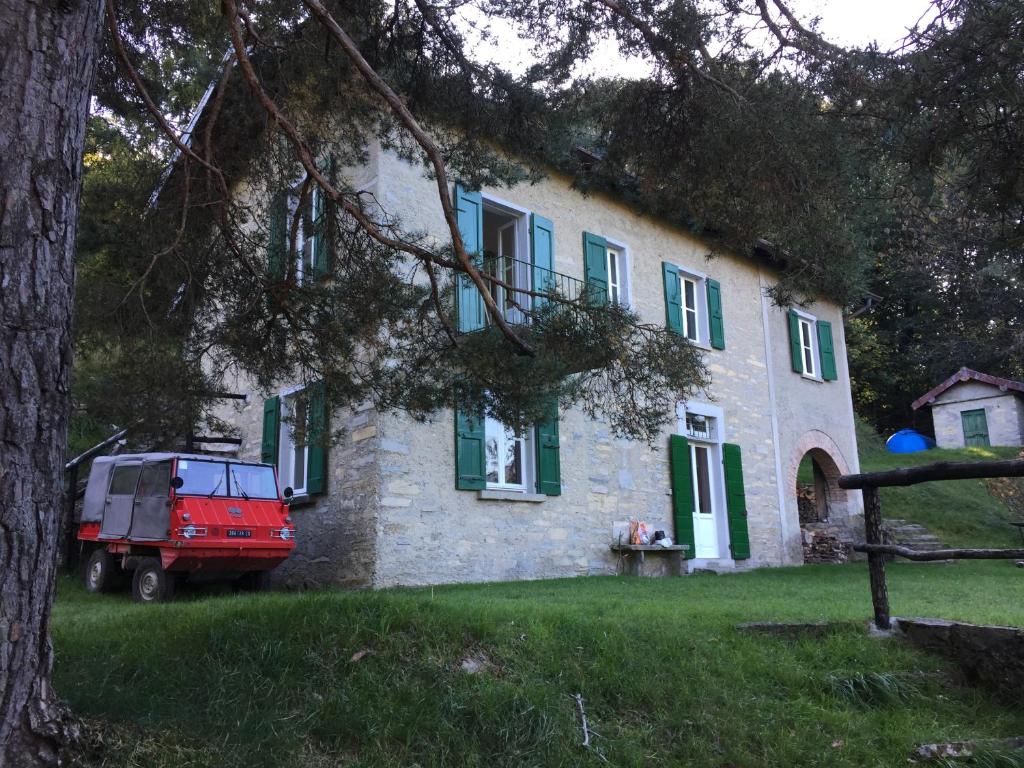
left=722, top=443, right=751, bottom=560
left=268, top=193, right=288, bottom=280
left=455, top=403, right=486, bottom=490
left=669, top=434, right=695, bottom=556
left=787, top=310, right=803, bottom=373
left=530, top=213, right=555, bottom=311
left=534, top=401, right=561, bottom=496
left=663, top=262, right=683, bottom=334
left=816, top=320, right=837, bottom=381
left=583, top=232, right=608, bottom=305
left=706, top=279, right=725, bottom=350
left=455, top=183, right=485, bottom=332
left=261, top=396, right=280, bottom=466
left=306, top=381, right=327, bottom=495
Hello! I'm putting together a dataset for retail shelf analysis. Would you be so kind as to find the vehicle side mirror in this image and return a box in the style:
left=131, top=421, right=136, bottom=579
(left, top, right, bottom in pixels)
left=170, top=476, right=184, bottom=490
left=283, top=486, right=294, bottom=499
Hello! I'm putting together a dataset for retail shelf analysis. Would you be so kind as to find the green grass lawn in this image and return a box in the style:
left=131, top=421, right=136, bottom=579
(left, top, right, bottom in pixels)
left=57, top=561, right=1024, bottom=768
left=57, top=422, right=1024, bottom=767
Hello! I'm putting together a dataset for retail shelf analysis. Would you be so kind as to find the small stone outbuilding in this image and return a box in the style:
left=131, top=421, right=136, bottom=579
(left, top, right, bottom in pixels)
left=912, top=368, right=1024, bottom=449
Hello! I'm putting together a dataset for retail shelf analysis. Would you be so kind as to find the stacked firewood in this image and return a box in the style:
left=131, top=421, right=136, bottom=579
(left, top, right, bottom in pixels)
left=802, top=529, right=849, bottom=564
left=797, top=484, right=819, bottom=524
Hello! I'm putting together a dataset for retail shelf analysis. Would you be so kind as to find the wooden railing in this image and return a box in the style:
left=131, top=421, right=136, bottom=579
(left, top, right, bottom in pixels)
left=838, top=458, right=1024, bottom=630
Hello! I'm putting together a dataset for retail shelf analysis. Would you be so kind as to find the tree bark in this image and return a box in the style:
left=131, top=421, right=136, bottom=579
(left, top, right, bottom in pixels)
left=0, top=1, right=104, bottom=764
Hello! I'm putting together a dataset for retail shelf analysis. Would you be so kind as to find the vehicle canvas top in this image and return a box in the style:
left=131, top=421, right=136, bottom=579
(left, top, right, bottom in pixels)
left=79, top=453, right=274, bottom=524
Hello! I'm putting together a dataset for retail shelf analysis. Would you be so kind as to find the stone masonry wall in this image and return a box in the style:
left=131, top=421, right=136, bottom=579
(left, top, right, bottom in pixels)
left=930, top=381, right=1024, bottom=449
left=206, top=140, right=862, bottom=588
left=368, top=147, right=861, bottom=586
left=766, top=291, right=864, bottom=563
left=201, top=156, right=384, bottom=588
left=206, top=372, right=381, bottom=589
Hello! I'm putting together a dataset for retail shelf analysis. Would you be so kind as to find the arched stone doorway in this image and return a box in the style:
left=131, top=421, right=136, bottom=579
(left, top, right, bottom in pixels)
left=788, top=431, right=856, bottom=563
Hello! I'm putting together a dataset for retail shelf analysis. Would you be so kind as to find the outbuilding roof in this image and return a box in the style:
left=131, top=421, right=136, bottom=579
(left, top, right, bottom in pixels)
left=911, top=367, right=1024, bottom=411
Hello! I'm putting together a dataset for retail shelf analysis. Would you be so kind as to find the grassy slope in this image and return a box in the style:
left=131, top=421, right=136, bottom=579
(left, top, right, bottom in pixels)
left=854, top=419, right=1022, bottom=547
left=56, top=422, right=1024, bottom=768
left=58, top=563, right=1024, bottom=768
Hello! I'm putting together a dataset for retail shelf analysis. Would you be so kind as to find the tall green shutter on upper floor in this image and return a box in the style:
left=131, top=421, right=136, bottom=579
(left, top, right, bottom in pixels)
left=454, top=403, right=486, bottom=490
left=455, top=184, right=485, bottom=332
left=668, top=434, right=696, bottom=557
left=530, top=213, right=555, bottom=311
left=722, top=443, right=750, bottom=560
left=662, top=262, right=683, bottom=334
left=268, top=193, right=288, bottom=281
left=261, top=396, right=280, bottom=466
left=582, top=232, right=608, bottom=305
left=787, top=309, right=803, bottom=373
left=706, top=279, right=725, bottom=350
left=534, top=401, right=561, bottom=496
left=306, top=381, right=327, bottom=495
left=816, top=320, right=837, bottom=381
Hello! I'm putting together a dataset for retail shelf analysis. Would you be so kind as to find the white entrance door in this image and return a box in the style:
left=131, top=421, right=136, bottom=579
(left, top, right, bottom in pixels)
left=690, top=443, right=720, bottom=558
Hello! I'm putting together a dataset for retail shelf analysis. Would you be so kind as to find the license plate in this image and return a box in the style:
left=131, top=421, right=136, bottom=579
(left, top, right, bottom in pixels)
left=226, top=529, right=252, bottom=538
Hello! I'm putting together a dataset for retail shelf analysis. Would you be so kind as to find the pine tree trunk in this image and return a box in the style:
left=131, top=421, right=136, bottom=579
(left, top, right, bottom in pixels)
left=0, top=1, right=103, bottom=764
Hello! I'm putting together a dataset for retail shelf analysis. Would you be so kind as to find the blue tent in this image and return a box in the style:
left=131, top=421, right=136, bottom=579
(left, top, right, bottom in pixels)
left=886, top=429, right=935, bottom=454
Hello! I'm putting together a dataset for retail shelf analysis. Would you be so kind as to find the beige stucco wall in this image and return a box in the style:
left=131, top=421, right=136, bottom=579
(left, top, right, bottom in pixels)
left=929, top=381, right=1024, bottom=449
left=367, top=147, right=862, bottom=586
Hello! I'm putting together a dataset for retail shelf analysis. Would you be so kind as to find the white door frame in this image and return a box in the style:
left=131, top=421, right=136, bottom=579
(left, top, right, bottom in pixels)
left=677, top=401, right=731, bottom=562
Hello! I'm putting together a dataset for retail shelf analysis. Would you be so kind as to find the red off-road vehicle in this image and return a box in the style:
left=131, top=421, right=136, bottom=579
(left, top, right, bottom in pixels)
left=76, top=453, right=296, bottom=603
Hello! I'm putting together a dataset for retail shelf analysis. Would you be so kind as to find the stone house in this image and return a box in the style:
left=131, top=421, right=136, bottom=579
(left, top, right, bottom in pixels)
left=211, top=141, right=864, bottom=589
left=912, top=368, right=1024, bottom=449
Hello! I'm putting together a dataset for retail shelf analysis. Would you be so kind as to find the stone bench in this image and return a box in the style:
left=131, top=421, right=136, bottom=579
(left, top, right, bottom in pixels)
left=610, top=543, right=689, bottom=577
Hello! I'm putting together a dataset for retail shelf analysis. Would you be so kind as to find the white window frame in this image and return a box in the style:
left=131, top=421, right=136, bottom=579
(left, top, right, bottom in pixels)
left=481, top=195, right=532, bottom=324
left=671, top=266, right=709, bottom=346
left=682, top=275, right=700, bottom=342
left=278, top=384, right=312, bottom=496
left=285, top=185, right=322, bottom=286
left=604, top=238, right=631, bottom=307
left=795, top=310, right=820, bottom=379
left=484, top=415, right=534, bottom=492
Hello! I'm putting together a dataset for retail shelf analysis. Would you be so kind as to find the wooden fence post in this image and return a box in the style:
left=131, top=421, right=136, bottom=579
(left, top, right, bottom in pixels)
left=862, top=486, right=891, bottom=630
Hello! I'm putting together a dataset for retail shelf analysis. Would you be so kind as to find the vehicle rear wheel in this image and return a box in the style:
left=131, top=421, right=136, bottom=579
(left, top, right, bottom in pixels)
left=83, top=548, right=121, bottom=593
left=235, top=570, right=272, bottom=593
left=131, top=558, right=176, bottom=603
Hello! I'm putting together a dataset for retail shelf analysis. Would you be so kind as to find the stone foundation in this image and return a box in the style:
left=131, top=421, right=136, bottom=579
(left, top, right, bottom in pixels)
left=896, top=617, right=1024, bottom=702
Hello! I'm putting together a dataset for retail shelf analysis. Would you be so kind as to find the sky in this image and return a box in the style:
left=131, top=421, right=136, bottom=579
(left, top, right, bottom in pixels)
left=793, top=0, right=935, bottom=48
left=467, top=0, right=937, bottom=79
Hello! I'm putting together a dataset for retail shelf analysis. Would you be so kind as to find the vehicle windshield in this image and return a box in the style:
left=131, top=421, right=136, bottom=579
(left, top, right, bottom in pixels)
left=174, top=459, right=279, bottom=499
left=175, top=459, right=228, bottom=496
left=229, top=463, right=279, bottom=500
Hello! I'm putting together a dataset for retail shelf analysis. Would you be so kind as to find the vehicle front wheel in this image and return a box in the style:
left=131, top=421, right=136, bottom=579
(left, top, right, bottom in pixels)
left=131, top=558, right=177, bottom=603
left=84, top=548, right=122, bottom=593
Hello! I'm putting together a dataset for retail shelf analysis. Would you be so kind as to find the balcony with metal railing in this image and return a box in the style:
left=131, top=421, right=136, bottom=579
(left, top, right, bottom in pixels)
left=476, top=254, right=596, bottom=325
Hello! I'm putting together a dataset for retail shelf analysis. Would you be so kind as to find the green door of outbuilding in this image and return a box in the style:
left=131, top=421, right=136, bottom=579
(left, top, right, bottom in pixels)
left=961, top=408, right=990, bottom=447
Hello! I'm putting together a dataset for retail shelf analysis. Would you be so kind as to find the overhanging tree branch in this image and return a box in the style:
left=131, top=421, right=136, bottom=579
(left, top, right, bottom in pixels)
left=596, top=0, right=744, bottom=101
left=302, top=0, right=534, bottom=354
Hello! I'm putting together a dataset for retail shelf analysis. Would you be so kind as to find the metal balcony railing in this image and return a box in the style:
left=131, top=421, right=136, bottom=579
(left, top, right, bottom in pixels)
left=477, top=254, right=593, bottom=324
